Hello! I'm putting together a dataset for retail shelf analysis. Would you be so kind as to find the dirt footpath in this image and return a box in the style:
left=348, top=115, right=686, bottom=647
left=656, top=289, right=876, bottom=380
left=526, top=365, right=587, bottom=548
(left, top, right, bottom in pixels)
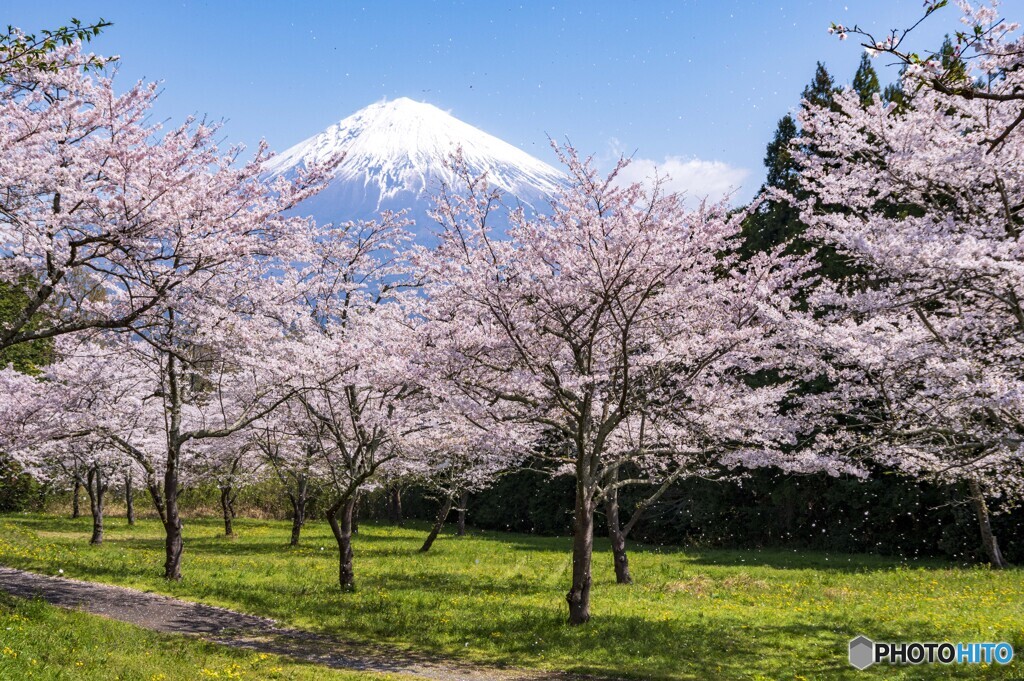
left=0, top=565, right=603, bottom=681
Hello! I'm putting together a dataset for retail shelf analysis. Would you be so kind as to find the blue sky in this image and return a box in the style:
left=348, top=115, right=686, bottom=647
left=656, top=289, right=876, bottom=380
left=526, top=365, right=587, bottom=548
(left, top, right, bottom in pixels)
left=8, top=1, right=1016, bottom=202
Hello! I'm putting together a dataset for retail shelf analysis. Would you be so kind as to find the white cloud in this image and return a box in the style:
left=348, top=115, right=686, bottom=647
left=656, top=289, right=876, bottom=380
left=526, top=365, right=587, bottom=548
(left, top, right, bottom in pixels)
left=614, top=155, right=750, bottom=207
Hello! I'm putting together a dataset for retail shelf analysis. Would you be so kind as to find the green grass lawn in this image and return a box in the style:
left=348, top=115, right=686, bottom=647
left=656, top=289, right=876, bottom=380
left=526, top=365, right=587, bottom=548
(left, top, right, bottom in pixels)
left=0, top=513, right=1022, bottom=680
left=0, top=590, right=406, bottom=680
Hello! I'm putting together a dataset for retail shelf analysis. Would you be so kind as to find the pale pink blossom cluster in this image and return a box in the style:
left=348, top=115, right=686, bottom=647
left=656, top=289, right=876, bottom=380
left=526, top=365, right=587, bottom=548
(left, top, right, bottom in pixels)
left=795, top=2, right=1024, bottom=515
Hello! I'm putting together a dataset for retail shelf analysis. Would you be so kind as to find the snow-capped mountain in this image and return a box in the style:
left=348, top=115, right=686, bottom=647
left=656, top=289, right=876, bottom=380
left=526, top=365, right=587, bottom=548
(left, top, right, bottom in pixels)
left=265, top=97, right=565, bottom=240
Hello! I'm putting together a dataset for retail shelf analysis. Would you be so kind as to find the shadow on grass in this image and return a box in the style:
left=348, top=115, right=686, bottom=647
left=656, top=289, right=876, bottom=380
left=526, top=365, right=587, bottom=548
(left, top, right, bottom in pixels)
left=6, top=513, right=977, bottom=578
left=4, top=514, right=983, bottom=578
left=680, top=548, right=973, bottom=573
left=498, top=533, right=971, bottom=574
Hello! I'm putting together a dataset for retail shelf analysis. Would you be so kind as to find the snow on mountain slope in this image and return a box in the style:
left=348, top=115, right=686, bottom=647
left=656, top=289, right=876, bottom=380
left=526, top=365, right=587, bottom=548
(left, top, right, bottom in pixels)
left=265, top=98, right=565, bottom=240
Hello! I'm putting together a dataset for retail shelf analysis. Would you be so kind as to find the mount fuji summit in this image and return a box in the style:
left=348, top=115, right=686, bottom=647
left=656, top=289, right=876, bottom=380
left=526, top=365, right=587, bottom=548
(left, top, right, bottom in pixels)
left=265, top=97, right=566, bottom=240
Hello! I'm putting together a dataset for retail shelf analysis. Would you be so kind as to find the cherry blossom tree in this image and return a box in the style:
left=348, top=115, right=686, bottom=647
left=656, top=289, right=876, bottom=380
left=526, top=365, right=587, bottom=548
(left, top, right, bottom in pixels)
left=1, top=31, right=345, bottom=578
left=404, top=416, right=524, bottom=553
left=0, top=339, right=140, bottom=544
left=114, top=330, right=298, bottom=580
left=830, top=1, right=1024, bottom=150
left=793, top=1, right=1024, bottom=568
left=0, top=299, right=304, bottom=579
left=58, top=441, right=123, bottom=544
left=13, top=434, right=125, bottom=545
left=191, top=432, right=262, bottom=537
left=0, top=41, right=176, bottom=348
left=250, top=401, right=325, bottom=546
left=414, top=148, right=824, bottom=624
left=0, top=36, right=326, bottom=352
left=593, top=392, right=822, bottom=585
left=280, top=215, right=443, bottom=589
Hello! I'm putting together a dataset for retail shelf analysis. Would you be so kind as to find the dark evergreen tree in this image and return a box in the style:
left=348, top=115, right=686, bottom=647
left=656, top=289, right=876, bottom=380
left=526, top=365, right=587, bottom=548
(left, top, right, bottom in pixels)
left=852, top=53, right=881, bottom=106
left=882, top=81, right=906, bottom=110
left=764, top=114, right=799, bottom=192
left=742, top=63, right=843, bottom=261
left=801, top=61, right=839, bottom=111
left=739, top=115, right=803, bottom=258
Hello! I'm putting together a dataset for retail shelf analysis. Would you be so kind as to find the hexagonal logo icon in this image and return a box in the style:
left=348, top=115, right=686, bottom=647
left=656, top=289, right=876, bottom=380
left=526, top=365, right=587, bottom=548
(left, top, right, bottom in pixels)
left=849, top=636, right=875, bottom=670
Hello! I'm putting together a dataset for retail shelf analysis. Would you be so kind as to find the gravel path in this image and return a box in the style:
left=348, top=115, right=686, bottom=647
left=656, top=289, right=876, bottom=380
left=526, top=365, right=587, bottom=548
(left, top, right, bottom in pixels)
left=0, top=566, right=598, bottom=681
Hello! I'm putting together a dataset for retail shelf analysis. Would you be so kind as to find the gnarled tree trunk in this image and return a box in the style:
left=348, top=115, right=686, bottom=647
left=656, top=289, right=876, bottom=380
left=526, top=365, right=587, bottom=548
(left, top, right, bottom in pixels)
left=605, top=488, right=632, bottom=584
left=351, top=495, right=360, bottom=535
left=71, top=478, right=81, bottom=518
left=327, top=495, right=357, bottom=590
left=288, top=475, right=308, bottom=547
left=420, top=494, right=454, bottom=552
left=968, top=479, right=1010, bottom=569
left=566, top=481, right=594, bottom=626
left=85, top=466, right=106, bottom=545
left=289, top=499, right=305, bottom=546
left=162, top=450, right=184, bottom=581
left=600, top=462, right=683, bottom=586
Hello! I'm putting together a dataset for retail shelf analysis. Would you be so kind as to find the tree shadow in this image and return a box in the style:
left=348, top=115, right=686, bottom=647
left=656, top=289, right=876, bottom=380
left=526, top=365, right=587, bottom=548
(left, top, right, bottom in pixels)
left=680, top=548, right=968, bottom=573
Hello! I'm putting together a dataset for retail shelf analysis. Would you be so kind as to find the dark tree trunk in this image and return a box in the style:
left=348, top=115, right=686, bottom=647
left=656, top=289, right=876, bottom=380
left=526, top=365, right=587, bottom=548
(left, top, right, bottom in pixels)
left=86, top=466, right=105, bottom=545
left=388, top=485, right=403, bottom=525
left=288, top=477, right=308, bottom=547
left=968, top=479, right=1010, bottom=569
left=605, top=489, right=632, bottom=585
left=124, top=469, right=135, bottom=526
left=220, top=486, right=235, bottom=536
left=457, top=490, right=468, bottom=536
left=162, top=453, right=183, bottom=581
left=146, top=474, right=167, bottom=526
left=351, top=495, right=360, bottom=535
left=566, top=482, right=594, bottom=625
left=327, top=495, right=357, bottom=590
left=420, top=495, right=454, bottom=553
left=71, top=478, right=81, bottom=518
left=289, top=502, right=305, bottom=546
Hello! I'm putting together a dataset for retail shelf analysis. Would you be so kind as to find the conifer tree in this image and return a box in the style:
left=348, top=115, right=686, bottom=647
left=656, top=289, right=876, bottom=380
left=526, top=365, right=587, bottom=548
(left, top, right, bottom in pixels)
left=764, top=114, right=799, bottom=192
left=852, top=53, right=881, bottom=106
left=739, top=115, right=801, bottom=258
left=801, top=62, right=839, bottom=111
